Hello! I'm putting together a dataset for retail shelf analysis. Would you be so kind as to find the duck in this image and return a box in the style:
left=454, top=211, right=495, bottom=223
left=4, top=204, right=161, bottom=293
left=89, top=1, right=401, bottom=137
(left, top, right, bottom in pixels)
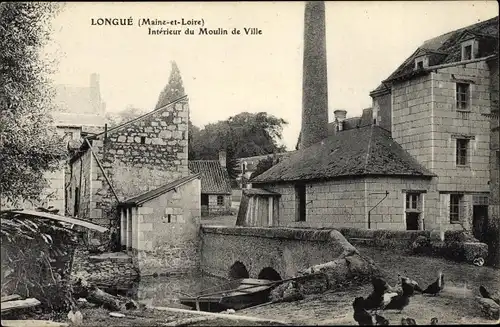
left=479, top=285, right=500, bottom=305
left=353, top=297, right=389, bottom=326
left=382, top=280, right=413, bottom=313
left=422, top=272, right=444, bottom=296
left=363, top=276, right=399, bottom=312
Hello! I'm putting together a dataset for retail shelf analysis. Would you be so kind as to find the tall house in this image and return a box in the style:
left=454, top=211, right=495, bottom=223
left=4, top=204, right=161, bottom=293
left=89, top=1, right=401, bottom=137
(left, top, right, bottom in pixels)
left=370, top=17, right=499, bottom=231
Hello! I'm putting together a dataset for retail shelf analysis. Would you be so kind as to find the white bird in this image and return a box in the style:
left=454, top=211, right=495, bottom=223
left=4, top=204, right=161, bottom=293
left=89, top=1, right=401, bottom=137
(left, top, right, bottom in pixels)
left=67, top=309, right=83, bottom=326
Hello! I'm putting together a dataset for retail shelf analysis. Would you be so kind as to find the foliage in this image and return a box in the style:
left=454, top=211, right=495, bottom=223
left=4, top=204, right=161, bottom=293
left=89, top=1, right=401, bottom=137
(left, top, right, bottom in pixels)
left=0, top=2, right=66, bottom=204
left=155, top=61, right=185, bottom=109
left=189, top=112, right=288, bottom=178
left=1, top=209, right=79, bottom=312
left=105, top=105, right=147, bottom=128
left=249, top=156, right=279, bottom=179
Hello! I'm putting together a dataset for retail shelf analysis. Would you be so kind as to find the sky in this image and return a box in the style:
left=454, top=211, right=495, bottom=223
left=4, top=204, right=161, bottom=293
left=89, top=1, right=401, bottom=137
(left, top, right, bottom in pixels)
left=46, top=1, right=498, bottom=150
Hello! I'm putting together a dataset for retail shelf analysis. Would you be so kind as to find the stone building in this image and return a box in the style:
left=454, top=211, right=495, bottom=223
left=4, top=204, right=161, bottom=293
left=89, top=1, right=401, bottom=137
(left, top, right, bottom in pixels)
left=250, top=7, right=498, bottom=233
left=67, top=95, right=191, bottom=224
left=118, top=174, right=201, bottom=275
left=66, top=95, right=200, bottom=274
left=369, top=16, right=498, bottom=236
left=188, top=151, right=232, bottom=217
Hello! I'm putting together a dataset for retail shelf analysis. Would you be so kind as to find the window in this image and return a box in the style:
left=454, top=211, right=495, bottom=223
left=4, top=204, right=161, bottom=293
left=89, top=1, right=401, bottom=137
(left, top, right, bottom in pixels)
left=140, top=136, right=146, bottom=144
left=463, top=45, right=472, bottom=61
left=456, top=139, right=469, bottom=166
left=217, top=195, right=224, bottom=206
left=416, top=60, right=424, bottom=69
left=405, top=193, right=420, bottom=211
left=450, top=194, right=463, bottom=223
left=167, top=214, right=171, bottom=223
left=456, top=83, right=470, bottom=110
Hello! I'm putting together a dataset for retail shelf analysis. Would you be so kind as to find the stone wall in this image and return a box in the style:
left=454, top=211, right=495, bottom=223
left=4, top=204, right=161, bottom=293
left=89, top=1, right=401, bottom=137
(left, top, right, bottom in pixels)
left=71, top=248, right=139, bottom=292
left=206, top=194, right=231, bottom=216
left=431, top=62, right=491, bottom=193
left=372, top=91, right=392, bottom=133
left=392, top=74, right=434, bottom=170
left=132, top=178, right=201, bottom=276
left=264, top=178, right=367, bottom=228
left=200, top=226, right=369, bottom=280
left=487, top=57, right=499, bottom=266
left=67, top=98, right=190, bottom=228
left=365, top=176, right=439, bottom=230
left=260, top=176, right=439, bottom=230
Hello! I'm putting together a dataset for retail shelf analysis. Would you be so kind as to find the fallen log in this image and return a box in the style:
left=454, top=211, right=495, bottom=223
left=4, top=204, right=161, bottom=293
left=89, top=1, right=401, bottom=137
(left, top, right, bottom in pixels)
left=1, top=298, right=41, bottom=313
left=151, top=306, right=290, bottom=325
left=72, top=279, right=138, bottom=312
left=1, top=295, right=21, bottom=303
left=476, top=296, right=500, bottom=320
left=1, top=320, right=68, bottom=327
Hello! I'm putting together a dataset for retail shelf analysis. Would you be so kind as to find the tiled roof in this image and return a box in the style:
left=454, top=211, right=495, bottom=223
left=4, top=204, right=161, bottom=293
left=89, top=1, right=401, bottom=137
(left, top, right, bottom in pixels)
left=188, top=160, right=232, bottom=195
left=252, top=125, right=435, bottom=184
left=120, top=174, right=200, bottom=206
left=298, top=108, right=374, bottom=149
left=243, top=188, right=281, bottom=196
left=380, top=16, right=499, bottom=84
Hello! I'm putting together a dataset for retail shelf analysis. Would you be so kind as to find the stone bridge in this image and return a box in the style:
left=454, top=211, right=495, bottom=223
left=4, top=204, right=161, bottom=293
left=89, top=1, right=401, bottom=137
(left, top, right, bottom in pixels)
left=200, top=226, right=372, bottom=280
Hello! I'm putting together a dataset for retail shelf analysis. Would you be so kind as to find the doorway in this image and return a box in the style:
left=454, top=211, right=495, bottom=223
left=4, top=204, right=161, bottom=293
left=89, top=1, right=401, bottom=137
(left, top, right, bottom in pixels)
left=406, top=212, right=419, bottom=230
left=295, top=184, right=306, bottom=222
left=472, top=205, right=489, bottom=242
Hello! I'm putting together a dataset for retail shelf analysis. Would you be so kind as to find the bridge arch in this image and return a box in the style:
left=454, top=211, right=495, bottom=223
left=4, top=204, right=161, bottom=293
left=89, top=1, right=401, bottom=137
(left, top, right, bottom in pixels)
left=257, top=267, right=282, bottom=281
left=228, top=261, right=249, bottom=279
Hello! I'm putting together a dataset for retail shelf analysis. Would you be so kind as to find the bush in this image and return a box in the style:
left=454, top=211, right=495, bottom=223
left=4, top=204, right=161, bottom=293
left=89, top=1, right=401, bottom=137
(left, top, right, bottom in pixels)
left=1, top=210, right=80, bottom=312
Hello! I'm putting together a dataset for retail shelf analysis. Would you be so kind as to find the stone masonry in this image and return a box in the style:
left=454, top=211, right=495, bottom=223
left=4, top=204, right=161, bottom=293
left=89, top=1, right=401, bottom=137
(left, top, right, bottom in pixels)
left=68, top=97, right=190, bottom=228
left=131, top=178, right=201, bottom=276
left=263, top=176, right=436, bottom=230
left=390, top=61, right=491, bottom=231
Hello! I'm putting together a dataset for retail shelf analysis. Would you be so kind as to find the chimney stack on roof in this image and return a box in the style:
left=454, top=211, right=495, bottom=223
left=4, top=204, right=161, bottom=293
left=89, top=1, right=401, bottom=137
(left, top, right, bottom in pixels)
left=219, top=150, right=227, bottom=168
left=300, top=1, right=329, bottom=150
left=334, top=109, right=347, bottom=132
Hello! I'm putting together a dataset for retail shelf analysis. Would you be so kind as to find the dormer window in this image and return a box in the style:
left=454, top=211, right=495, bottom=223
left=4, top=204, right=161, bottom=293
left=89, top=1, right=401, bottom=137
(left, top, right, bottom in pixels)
left=463, top=45, right=472, bottom=60
left=461, top=38, right=478, bottom=61
left=414, top=55, right=428, bottom=70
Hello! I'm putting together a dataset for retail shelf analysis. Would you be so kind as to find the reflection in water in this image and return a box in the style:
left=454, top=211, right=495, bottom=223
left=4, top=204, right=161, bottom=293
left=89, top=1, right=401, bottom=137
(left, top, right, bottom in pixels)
left=135, top=273, right=227, bottom=307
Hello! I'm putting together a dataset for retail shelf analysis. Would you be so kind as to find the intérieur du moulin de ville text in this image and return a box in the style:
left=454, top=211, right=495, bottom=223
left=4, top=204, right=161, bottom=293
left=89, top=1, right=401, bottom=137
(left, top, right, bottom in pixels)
left=90, top=18, right=263, bottom=35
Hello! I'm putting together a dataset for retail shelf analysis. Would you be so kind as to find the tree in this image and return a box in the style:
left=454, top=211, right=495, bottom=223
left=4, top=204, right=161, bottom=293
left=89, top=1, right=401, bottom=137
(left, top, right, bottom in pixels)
left=0, top=2, right=66, bottom=205
left=155, top=61, right=185, bottom=109
left=190, top=112, right=288, bottom=160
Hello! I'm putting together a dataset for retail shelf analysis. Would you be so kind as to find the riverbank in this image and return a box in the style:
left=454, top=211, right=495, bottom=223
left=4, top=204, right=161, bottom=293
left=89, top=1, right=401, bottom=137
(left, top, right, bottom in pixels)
left=15, top=245, right=499, bottom=326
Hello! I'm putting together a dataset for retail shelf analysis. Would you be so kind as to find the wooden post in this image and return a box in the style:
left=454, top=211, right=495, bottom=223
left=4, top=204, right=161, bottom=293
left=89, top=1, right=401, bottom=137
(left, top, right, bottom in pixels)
left=120, top=209, right=126, bottom=249
left=126, top=208, right=132, bottom=251
left=268, top=196, right=273, bottom=226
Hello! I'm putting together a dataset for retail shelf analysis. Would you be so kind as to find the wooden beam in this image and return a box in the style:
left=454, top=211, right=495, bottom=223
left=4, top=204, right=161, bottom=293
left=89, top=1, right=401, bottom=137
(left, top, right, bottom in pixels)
left=1, top=320, right=68, bottom=327
left=1, top=294, right=21, bottom=303
left=151, top=306, right=290, bottom=325
left=1, top=298, right=41, bottom=313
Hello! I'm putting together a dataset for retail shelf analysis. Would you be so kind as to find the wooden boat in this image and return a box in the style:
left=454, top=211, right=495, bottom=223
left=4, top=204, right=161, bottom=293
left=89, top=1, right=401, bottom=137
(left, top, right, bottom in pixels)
left=178, top=278, right=276, bottom=312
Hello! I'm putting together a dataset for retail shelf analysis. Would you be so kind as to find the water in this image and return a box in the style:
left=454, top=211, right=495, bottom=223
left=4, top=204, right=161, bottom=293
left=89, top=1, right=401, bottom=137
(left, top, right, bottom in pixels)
left=133, top=273, right=227, bottom=307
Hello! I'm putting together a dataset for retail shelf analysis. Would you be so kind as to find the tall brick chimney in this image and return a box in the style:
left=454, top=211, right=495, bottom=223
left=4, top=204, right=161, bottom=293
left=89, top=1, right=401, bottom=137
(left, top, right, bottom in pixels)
left=300, top=1, right=329, bottom=149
